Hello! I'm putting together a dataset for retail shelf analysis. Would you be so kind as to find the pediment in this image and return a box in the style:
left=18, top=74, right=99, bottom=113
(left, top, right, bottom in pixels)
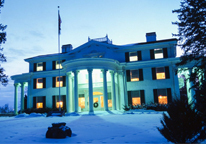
left=70, top=41, right=118, bottom=58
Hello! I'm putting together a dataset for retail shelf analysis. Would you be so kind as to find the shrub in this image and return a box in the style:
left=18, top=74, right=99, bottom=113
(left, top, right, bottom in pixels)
left=157, top=97, right=206, bottom=143
left=19, top=107, right=66, bottom=114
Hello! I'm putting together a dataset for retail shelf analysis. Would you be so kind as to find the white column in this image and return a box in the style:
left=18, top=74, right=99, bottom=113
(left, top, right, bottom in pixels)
left=110, top=70, right=116, bottom=110
left=73, top=70, right=79, bottom=112
left=27, top=81, right=31, bottom=109
left=102, top=69, right=108, bottom=111
left=21, top=82, right=26, bottom=112
left=88, top=68, right=94, bottom=112
left=115, top=72, right=120, bottom=110
left=118, top=70, right=126, bottom=109
left=123, top=68, right=128, bottom=106
left=66, top=72, right=71, bottom=113
left=14, top=83, right=19, bottom=115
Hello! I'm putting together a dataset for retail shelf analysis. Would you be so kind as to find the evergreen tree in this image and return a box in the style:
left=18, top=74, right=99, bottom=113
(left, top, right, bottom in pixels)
left=0, top=0, right=8, bottom=86
left=173, top=0, right=206, bottom=125
left=157, top=98, right=206, bottom=143
left=173, top=0, right=206, bottom=85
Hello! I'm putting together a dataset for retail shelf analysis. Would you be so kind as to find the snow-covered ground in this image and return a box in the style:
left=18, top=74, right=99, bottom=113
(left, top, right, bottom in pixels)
left=0, top=110, right=169, bottom=144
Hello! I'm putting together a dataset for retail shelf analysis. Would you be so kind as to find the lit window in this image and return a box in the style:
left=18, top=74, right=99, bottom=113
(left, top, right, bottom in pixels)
left=158, top=96, right=168, bottom=104
left=56, top=101, right=63, bottom=108
left=154, top=48, right=163, bottom=59
left=156, top=67, right=165, bottom=79
left=36, top=78, right=43, bottom=89
left=56, top=60, right=63, bottom=69
left=56, top=76, right=63, bottom=87
left=157, top=89, right=168, bottom=104
left=132, top=97, right=141, bottom=106
left=36, top=102, right=43, bottom=109
left=108, top=99, right=112, bottom=107
left=37, top=62, right=43, bottom=71
left=129, top=52, right=138, bottom=61
left=130, top=70, right=139, bottom=81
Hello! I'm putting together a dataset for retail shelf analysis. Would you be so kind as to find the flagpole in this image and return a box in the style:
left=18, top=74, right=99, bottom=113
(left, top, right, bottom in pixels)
left=58, top=6, right=61, bottom=111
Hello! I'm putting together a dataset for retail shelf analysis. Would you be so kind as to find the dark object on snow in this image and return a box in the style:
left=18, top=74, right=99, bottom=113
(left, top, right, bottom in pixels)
left=46, top=122, right=72, bottom=139
left=47, top=111, right=65, bottom=117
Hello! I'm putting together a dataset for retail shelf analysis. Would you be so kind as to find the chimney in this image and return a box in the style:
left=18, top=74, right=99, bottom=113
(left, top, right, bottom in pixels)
left=62, top=44, right=73, bottom=53
left=146, top=32, right=156, bottom=42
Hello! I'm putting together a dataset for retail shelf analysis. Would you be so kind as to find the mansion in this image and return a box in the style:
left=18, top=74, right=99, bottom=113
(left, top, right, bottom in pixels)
left=11, top=32, right=194, bottom=114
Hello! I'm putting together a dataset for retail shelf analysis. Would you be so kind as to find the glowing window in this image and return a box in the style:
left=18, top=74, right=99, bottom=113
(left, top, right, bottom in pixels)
left=129, top=52, right=138, bottom=61
left=158, top=96, right=168, bottom=104
left=130, top=70, right=139, bottom=81
left=132, top=97, right=141, bottom=106
left=108, top=99, right=112, bottom=107
left=79, top=97, right=85, bottom=108
left=154, top=48, right=163, bottom=59
left=56, top=101, right=63, bottom=108
left=36, top=102, right=43, bottom=109
left=36, top=78, right=43, bottom=89
left=37, top=62, right=43, bottom=71
left=156, top=67, right=166, bottom=79
left=56, top=76, right=63, bottom=87
left=56, top=60, right=63, bottom=69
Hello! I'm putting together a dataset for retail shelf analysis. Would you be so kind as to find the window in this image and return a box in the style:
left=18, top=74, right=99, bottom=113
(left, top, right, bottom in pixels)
left=108, top=93, right=112, bottom=108
left=37, top=62, right=43, bottom=71
left=56, top=76, right=63, bottom=87
left=52, top=95, right=66, bottom=109
left=52, top=60, right=65, bottom=70
left=125, top=51, right=142, bottom=62
left=36, top=78, right=43, bottom=89
left=126, top=69, right=143, bottom=82
left=37, top=102, right=43, bottom=109
left=52, top=76, right=66, bottom=87
left=156, top=67, right=165, bottom=79
left=150, top=48, right=168, bottom=59
left=33, top=62, right=46, bottom=72
left=33, top=78, right=46, bottom=89
left=153, top=88, right=172, bottom=104
left=33, top=96, right=46, bottom=109
left=130, top=70, right=139, bottom=81
left=129, top=52, right=138, bottom=61
left=154, top=48, right=163, bottom=59
left=56, top=101, right=63, bottom=108
left=128, top=90, right=145, bottom=106
left=152, top=66, right=170, bottom=80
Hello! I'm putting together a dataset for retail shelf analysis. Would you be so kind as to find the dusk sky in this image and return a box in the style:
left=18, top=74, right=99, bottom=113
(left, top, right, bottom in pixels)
left=0, top=0, right=181, bottom=109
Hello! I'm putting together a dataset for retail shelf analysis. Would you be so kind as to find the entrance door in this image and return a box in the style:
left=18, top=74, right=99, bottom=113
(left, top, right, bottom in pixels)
left=93, top=95, right=104, bottom=110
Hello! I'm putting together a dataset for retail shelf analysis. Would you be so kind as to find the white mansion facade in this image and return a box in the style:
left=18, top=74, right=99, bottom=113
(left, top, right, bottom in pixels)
left=12, top=32, right=184, bottom=114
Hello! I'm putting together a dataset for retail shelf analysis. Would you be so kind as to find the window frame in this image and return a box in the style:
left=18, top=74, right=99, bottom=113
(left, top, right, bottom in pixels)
left=150, top=48, right=168, bottom=60
left=153, top=88, right=172, bottom=104
left=125, top=51, right=142, bottom=62
left=126, top=69, right=143, bottom=82
left=33, top=62, right=46, bottom=72
left=152, top=66, right=170, bottom=80
left=128, top=90, right=145, bottom=106
left=33, top=78, right=46, bottom=89
left=52, top=76, right=66, bottom=87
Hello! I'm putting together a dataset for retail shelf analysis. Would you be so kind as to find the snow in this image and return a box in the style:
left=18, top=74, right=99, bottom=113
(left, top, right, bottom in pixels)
left=0, top=110, right=169, bottom=143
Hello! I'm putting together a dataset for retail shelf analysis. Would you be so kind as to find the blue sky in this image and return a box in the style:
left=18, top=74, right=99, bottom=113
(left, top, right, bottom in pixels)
left=0, top=0, right=181, bottom=109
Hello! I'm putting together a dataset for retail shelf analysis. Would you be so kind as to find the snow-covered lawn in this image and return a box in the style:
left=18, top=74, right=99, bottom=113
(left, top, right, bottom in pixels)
left=0, top=110, right=168, bottom=144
